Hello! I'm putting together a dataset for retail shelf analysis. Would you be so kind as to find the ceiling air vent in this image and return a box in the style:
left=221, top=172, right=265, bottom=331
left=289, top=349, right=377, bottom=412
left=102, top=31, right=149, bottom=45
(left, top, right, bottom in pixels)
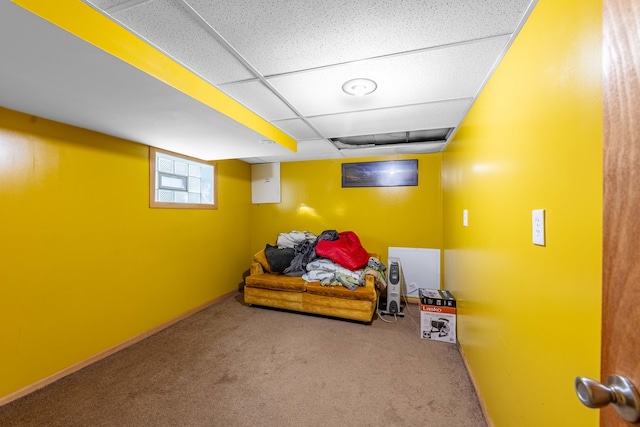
left=329, top=128, right=453, bottom=150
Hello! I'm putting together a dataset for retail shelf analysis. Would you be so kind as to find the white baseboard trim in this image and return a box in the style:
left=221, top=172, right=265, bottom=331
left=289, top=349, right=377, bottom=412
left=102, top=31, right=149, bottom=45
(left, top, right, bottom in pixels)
left=457, top=341, right=494, bottom=427
left=0, top=291, right=236, bottom=407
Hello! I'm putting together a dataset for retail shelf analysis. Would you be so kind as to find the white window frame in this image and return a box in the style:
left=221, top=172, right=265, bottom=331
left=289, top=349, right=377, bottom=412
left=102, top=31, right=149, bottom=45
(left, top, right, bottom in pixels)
left=149, top=147, right=217, bottom=210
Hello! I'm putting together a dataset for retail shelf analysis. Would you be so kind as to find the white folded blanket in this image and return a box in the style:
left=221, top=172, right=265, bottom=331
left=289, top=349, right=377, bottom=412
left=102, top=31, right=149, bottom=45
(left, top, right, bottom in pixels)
left=302, top=258, right=362, bottom=282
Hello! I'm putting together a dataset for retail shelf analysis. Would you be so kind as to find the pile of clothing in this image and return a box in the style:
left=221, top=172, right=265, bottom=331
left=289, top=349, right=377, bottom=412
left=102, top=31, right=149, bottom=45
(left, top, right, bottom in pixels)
left=265, top=229, right=387, bottom=292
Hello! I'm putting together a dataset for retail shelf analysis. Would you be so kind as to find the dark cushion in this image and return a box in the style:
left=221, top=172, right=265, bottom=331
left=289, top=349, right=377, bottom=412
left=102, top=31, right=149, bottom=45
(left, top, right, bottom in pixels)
left=264, top=244, right=295, bottom=273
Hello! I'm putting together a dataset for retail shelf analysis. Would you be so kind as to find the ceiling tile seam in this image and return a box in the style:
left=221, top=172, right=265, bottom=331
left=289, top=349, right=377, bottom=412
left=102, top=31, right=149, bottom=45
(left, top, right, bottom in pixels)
left=98, top=3, right=299, bottom=138
left=269, top=117, right=325, bottom=140
left=217, top=77, right=262, bottom=88
left=100, top=0, right=151, bottom=14
left=87, top=0, right=261, bottom=94
left=87, top=0, right=510, bottom=149
left=290, top=135, right=334, bottom=141
left=267, top=108, right=326, bottom=140
left=214, top=78, right=325, bottom=133
left=83, top=1, right=213, bottom=90
left=302, top=97, right=475, bottom=121
left=177, top=0, right=326, bottom=141
left=439, top=1, right=539, bottom=152
left=173, top=0, right=261, bottom=82
left=261, top=32, right=514, bottom=80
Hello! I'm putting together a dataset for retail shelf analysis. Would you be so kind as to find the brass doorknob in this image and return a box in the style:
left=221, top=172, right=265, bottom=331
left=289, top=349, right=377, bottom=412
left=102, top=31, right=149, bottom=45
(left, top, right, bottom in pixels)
left=575, top=375, right=640, bottom=422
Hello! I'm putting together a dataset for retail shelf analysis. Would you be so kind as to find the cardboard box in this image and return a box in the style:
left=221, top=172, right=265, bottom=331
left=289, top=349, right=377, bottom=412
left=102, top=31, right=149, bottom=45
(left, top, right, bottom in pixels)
left=419, top=289, right=456, bottom=343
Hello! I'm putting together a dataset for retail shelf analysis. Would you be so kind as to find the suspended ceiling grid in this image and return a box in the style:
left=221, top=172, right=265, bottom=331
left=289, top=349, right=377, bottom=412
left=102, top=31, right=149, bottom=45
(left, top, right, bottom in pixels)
left=0, top=0, right=537, bottom=163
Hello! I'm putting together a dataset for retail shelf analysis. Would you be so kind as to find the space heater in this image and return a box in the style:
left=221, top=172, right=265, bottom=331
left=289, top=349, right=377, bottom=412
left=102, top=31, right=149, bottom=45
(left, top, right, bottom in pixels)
left=383, top=257, right=404, bottom=316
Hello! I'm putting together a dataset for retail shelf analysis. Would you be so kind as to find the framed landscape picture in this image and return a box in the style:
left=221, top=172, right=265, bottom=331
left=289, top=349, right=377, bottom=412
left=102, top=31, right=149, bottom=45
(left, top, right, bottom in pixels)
left=342, top=159, right=418, bottom=188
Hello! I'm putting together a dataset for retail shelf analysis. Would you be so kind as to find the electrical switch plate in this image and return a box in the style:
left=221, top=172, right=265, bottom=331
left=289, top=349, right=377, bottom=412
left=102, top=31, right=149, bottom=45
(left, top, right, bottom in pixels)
left=463, top=209, right=468, bottom=227
left=532, top=209, right=545, bottom=246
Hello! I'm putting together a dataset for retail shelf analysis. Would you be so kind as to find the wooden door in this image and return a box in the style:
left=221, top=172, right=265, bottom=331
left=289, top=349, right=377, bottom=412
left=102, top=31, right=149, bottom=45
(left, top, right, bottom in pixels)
left=602, top=0, right=640, bottom=425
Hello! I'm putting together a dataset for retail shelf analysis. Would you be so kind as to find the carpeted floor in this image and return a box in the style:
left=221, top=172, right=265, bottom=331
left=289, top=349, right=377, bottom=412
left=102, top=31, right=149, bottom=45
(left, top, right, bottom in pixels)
left=0, top=293, right=487, bottom=427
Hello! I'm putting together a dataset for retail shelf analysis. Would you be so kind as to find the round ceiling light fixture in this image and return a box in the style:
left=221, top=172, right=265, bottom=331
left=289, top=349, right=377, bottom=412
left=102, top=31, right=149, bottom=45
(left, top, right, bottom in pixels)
left=342, top=78, right=377, bottom=96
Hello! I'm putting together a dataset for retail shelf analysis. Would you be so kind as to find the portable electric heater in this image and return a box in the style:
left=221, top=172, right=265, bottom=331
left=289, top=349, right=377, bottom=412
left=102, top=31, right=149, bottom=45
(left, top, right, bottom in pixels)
left=382, top=257, right=404, bottom=317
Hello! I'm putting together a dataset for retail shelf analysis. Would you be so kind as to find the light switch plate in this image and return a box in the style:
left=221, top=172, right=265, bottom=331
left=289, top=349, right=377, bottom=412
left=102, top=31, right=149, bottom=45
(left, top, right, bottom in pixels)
left=532, top=209, right=545, bottom=246
left=463, top=209, right=468, bottom=227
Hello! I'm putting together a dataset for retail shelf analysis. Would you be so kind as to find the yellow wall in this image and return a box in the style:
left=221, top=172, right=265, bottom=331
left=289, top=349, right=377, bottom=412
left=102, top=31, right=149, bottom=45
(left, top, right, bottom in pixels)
left=442, top=1, right=602, bottom=426
left=249, top=154, right=442, bottom=265
left=0, top=107, right=252, bottom=399
left=1, top=3, right=604, bottom=424
left=0, top=115, right=443, bottom=400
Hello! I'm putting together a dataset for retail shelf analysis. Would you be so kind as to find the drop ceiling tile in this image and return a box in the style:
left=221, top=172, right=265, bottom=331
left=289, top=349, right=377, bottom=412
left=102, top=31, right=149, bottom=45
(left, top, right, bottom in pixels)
left=267, top=36, right=509, bottom=117
left=218, top=80, right=297, bottom=121
left=398, top=142, right=447, bottom=154
left=102, top=0, right=255, bottom=85
left=296, top=138, right=340, bottom=154
left=308, top=98, right=472, bottom=138
left=186, top=0, right=533, bottom=75
left=0, top=2, right=290, bottom=162
left=272, top=118, right=320, bottom=140
left=86, top=0, right=133, bottom=10
left=5, top=0, right=538, bottom=164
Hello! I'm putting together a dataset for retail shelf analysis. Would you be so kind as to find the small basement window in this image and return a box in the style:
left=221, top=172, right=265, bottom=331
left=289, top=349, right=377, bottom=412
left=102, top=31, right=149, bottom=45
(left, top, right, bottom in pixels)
left=150, top=147, right=217, bottom=209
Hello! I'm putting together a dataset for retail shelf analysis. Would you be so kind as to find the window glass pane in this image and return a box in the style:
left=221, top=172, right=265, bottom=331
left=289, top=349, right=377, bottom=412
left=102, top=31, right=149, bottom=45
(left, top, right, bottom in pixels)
left=150, top=148, right=217, bottom=210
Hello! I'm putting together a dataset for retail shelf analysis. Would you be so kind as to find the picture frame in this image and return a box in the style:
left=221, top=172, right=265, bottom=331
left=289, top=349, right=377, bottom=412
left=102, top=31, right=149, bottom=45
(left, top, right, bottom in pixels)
left=342, top=159, right=418, bottom=188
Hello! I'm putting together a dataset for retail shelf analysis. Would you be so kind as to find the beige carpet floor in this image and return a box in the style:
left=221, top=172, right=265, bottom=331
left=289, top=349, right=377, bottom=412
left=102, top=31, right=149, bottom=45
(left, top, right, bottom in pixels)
left=0, top=293, right=487, bottom=427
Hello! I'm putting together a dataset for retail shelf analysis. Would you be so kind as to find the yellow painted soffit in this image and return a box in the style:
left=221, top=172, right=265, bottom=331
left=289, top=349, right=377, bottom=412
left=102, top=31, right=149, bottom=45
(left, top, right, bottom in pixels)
left=11, top=0, right=297, bottom=153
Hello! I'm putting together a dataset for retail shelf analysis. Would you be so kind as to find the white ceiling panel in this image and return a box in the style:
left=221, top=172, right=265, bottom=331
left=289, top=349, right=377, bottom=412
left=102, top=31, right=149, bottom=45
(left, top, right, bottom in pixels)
left=219, top=80, right=298, bottom=121
left=272, top=118, right=321, bottom=140
left=308, top=99, right=473, bottom=138
left=395, top=142, right=447, bottom=154
left=106, top=0, right=255, bottom=85
left=267, top=36, right=510, bottom=117
left=295, top=139, right=340, bottom=154
left=187, top=0, right=534, bottom=76
left=0, top=1, right=290, bottom=161
left=2, top=0, right=538, bottom=163
left=88, top=0, right=133, bottom=9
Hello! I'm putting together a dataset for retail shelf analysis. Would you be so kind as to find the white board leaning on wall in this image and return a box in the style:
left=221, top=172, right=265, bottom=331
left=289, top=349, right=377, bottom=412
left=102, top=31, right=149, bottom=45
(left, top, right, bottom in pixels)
left=387, top=247, right=440, bottom=298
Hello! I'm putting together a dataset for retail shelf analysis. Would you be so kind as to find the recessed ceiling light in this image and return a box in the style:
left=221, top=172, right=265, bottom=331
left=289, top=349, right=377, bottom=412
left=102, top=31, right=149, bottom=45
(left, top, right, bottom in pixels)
left=342, top=78, right=377, bottom=96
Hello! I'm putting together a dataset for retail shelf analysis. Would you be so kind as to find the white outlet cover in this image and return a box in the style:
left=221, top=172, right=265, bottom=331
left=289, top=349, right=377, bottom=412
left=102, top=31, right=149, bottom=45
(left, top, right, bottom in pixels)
left=463, top=209, right=469, bottom=227
left=532, top=209, right=545, bottom=246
